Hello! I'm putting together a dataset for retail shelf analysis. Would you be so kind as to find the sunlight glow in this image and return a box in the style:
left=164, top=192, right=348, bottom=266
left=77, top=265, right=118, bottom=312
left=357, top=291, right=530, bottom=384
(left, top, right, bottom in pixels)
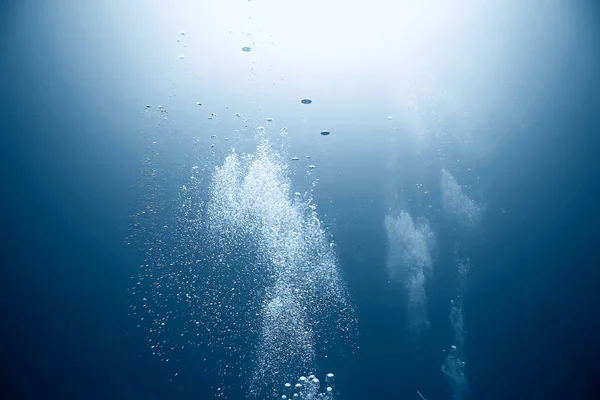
left=148, top=0, right=486, bottom=78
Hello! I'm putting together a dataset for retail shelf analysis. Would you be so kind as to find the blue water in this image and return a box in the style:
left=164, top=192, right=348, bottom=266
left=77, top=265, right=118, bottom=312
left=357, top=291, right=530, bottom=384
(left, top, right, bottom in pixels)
left=2, top=1, right=600, bottom=399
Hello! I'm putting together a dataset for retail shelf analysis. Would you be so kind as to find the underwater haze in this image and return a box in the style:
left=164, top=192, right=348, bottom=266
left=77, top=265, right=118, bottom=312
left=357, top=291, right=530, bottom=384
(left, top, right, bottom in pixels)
left=2, top=0, right=600, bottom=399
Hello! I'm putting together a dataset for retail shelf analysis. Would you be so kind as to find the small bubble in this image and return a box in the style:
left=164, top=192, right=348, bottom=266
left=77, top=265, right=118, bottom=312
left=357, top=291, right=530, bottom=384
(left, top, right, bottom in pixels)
left=301, top=98, right=312, bottom=104
left=242, top=47, right=251, bottom=52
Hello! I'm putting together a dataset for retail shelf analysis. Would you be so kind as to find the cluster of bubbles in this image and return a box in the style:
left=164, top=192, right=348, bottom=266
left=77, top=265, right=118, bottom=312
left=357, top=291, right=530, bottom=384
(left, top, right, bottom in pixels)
left=381, top=166, right=481, bottom=346
left=384, top=210, right=435, bottom=338
left=439, top=170, right=481, bottom=399
left=442, top=256, right=471, bottom=400
left=440, top=169, right=484, bottom=229
left=279, top=373, right=336, bottom=400
left=206, top=130, right=356, bottom=396
left=442, top=344, right=468, bottom=400
left=130, top=105, right=356, bottom=397
left=439, top=169, right=478, bottom=400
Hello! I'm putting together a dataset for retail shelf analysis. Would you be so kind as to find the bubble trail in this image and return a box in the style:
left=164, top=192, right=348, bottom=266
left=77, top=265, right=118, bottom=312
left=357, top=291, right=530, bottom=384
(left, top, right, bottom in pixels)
left=130, top=114, right=356, bottom=398
left=384, top=210, right=435, bottom=338
left=442, top=257, right=470, bottom=400
left=205, top=131, right=356, bottom=397
left=440, top=169, right=483, bottom=229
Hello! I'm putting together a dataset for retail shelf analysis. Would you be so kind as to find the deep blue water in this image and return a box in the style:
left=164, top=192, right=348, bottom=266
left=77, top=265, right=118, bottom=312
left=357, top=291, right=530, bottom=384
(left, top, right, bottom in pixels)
left=2, top=1, right=600, bottom=399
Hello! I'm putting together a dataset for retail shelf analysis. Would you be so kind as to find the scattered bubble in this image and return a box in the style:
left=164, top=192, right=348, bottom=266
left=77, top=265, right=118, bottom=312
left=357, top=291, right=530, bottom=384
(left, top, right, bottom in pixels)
left=320, top=131, right=330, bottom=136
left=308, top=165, right=316, bottom=169
left=196, top=102, right=202, bottom=106
left=179, top=55, right=185, bottom=59
left=300, top=98, right=312, bottom=104
left=291, top=157, right=299, bottom=161
left=178, top=31, right=186, bottom=35
left=266, top=117, right=274, bottom=122
left=235, top=113, right=241, bottom=117
left=242, top=47, right=252, bottom=52
left=145, top=104, right=151, bottom=109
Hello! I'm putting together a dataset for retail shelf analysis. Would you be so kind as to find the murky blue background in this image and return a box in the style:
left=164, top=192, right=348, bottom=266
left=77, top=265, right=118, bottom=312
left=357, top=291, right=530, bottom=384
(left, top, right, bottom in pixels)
left=2, top=0, right=599, bottom=399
